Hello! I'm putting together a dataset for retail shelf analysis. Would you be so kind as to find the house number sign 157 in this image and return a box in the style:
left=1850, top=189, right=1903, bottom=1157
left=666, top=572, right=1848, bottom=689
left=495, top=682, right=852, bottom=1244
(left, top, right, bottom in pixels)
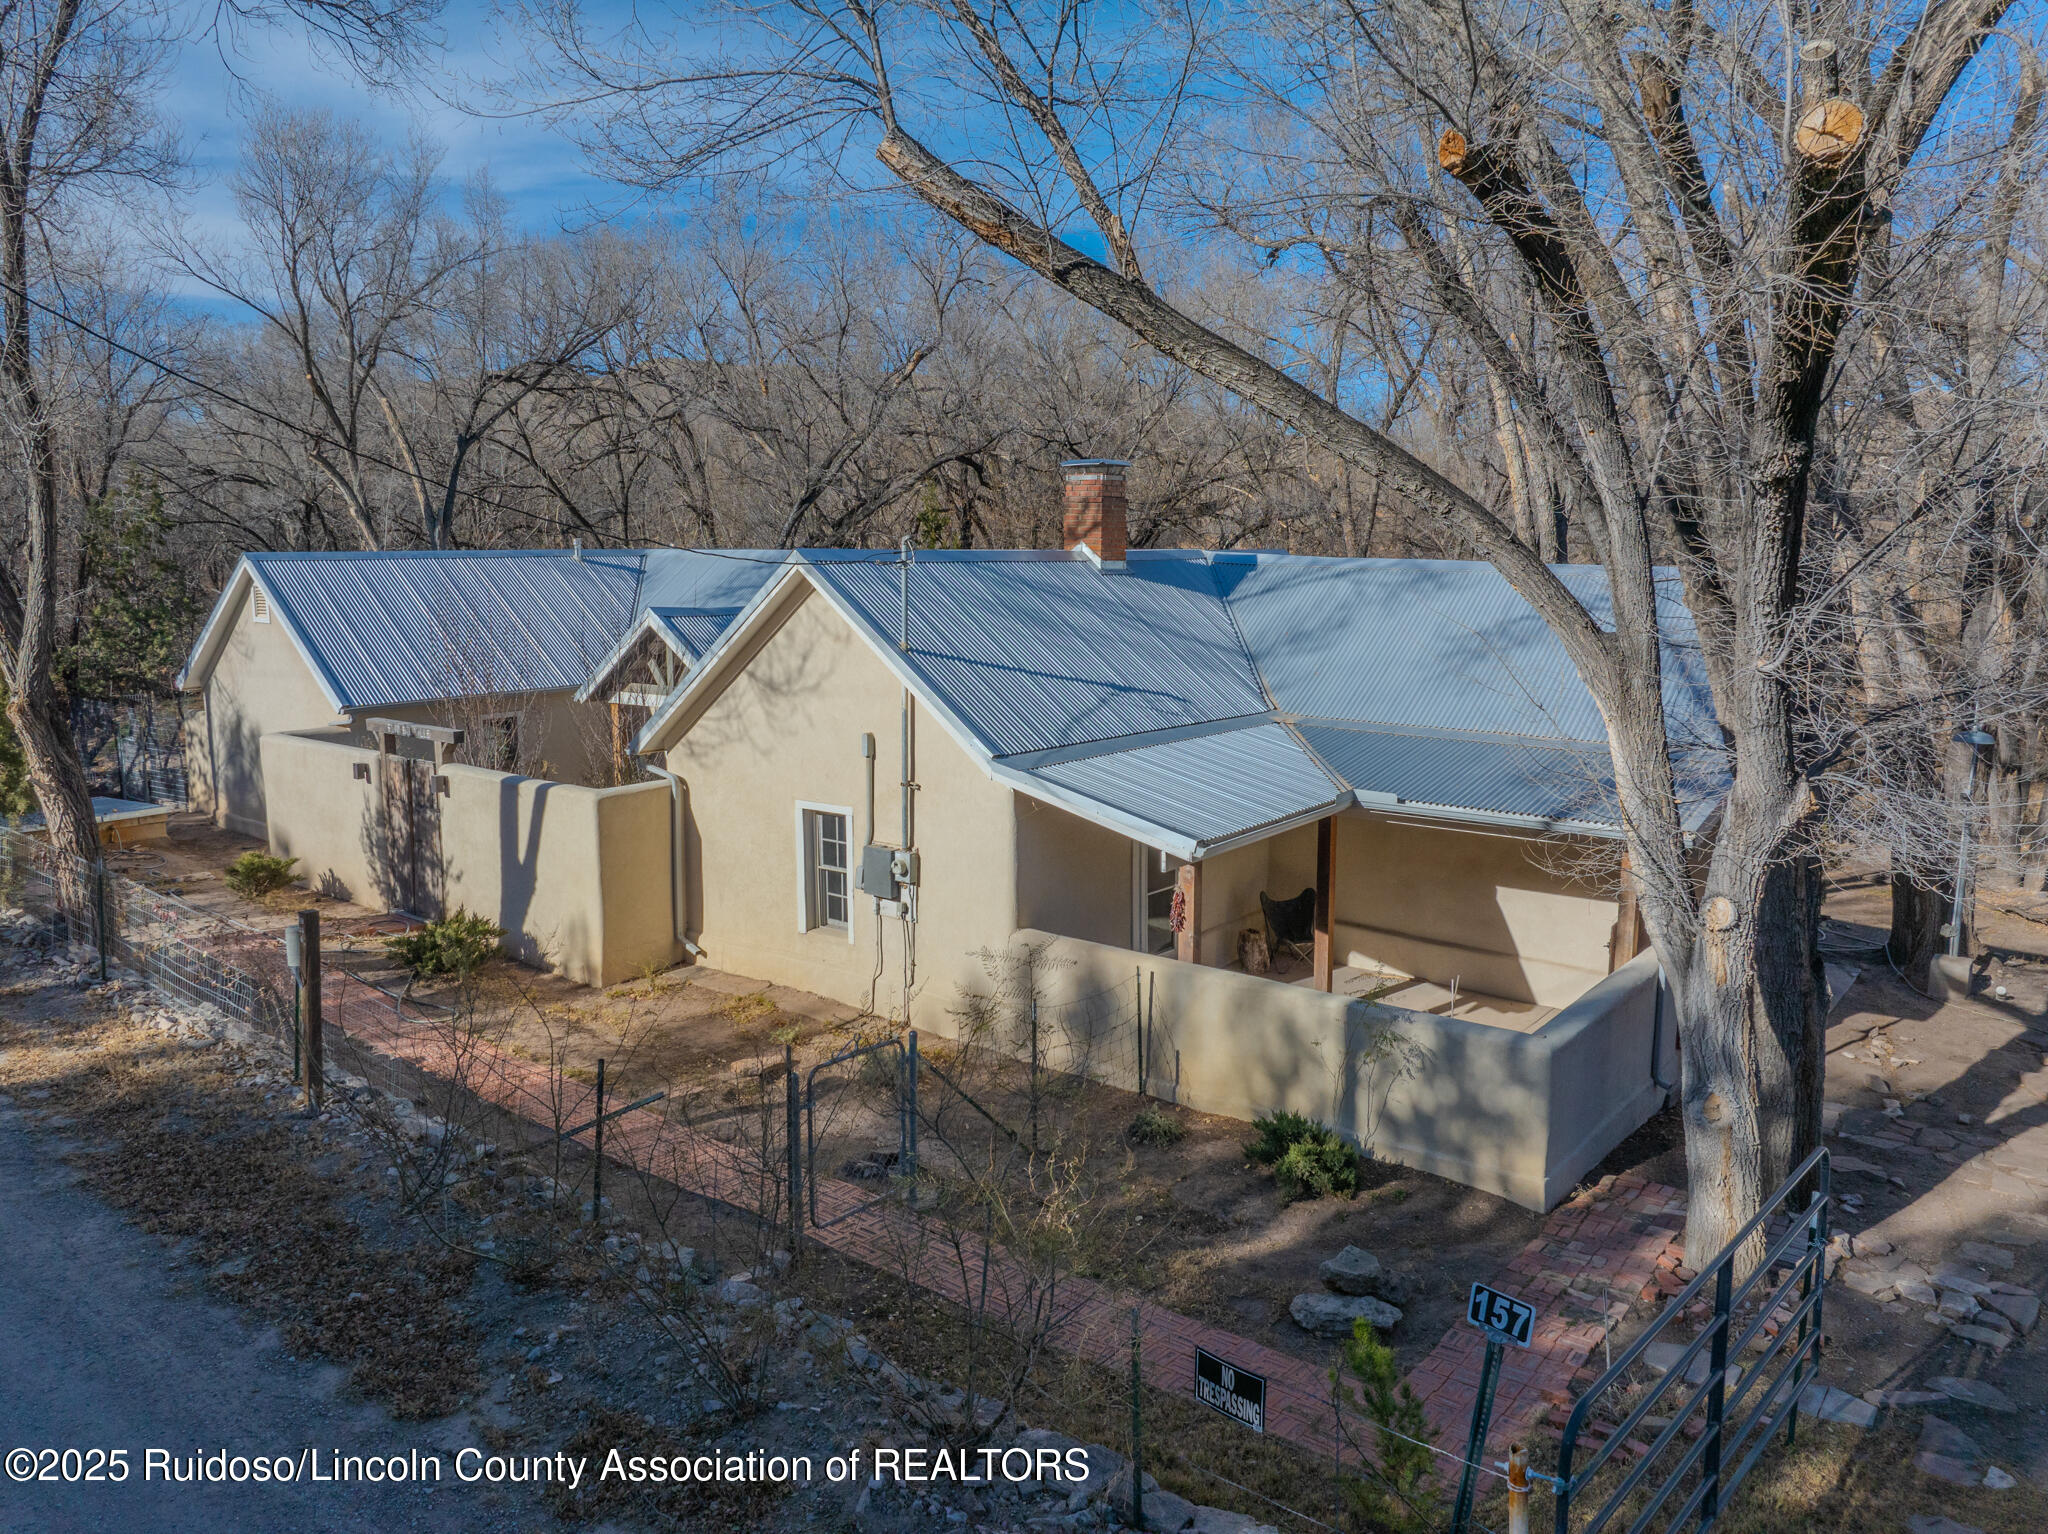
left=1466, top=1281, right=1536, bottom=1348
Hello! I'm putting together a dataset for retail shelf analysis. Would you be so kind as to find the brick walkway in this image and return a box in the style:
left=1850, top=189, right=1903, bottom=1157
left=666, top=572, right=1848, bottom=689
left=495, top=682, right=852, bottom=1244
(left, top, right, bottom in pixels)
left=302, top=961, right=1686, bottom=1467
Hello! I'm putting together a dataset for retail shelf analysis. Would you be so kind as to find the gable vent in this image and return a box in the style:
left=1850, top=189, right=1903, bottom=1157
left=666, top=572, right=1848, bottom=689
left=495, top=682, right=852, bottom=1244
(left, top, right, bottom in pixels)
left=251, top=587, right=270, bottom=623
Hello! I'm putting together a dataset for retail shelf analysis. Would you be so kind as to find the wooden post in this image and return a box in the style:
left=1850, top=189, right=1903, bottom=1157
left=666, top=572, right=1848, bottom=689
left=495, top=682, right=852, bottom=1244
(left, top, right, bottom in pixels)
left=1314, top=815, right=1335, bottom=992
left=1173, top=861, right=1202, bottom=966
left=1611, top=848, right=1647, bottom=971
left=298, top=908, right=322, bottom=1113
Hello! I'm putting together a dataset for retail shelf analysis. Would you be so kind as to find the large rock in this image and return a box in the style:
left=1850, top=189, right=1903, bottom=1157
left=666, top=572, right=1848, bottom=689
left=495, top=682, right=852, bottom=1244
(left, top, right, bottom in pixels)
left=1061, top=1444, right=1126, bottom=1509
left=1907, top=1518, right=1987, bottom=1534
left=1980, top=1290, right=2039, bottom=1335
left=1318, top=1246, right=1412, bottom=1303
left=1928, top=1377, right=2018, bottom=1413
left=1913, top=1417, right=1986, bottom=1486
left=1291, top=1292, right=1401, bottom=1338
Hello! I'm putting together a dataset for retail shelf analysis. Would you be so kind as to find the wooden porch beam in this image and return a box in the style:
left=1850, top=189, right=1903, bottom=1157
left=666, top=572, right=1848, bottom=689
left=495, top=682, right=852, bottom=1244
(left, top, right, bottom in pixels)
left=1174, top=860, right=1202, bottom=966
left=1611, top=846, right=1648, bottom=970
left=1314, top=815, right=1335, bottom=992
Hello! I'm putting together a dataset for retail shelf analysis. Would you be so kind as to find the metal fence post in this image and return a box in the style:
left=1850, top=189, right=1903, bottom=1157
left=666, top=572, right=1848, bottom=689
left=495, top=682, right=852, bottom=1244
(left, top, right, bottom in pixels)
left=1506, top=1443, right=1530, bottom=1534
left=1129, top=1306, right=1145, bottom=1533
left=298, top=909, right=322, bottom=1113
left=592, top=1057, right=606, bottom=1226
left=905, top=1030, right=919, bottom=1183
left=93, top=863, right=109, bottom=982
left=1702, top=1256, right=1733, bottom=1520
left=785, top=1043, right=802, bottom=1243
left=1134, top=966, right=1144, bottom=1095
left=1453, top=1338, right=1504, bottom=1534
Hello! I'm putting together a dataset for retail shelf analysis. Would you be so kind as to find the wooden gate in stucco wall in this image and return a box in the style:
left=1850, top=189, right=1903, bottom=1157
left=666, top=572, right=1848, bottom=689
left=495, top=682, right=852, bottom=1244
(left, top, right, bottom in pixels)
left=366, top=718, right=459, bottom=920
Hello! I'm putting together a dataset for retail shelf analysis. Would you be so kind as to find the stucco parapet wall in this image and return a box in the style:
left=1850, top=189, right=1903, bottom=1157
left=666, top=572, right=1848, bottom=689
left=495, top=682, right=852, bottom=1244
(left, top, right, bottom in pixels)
left=258, top=729, right=680, bottom=988
left=1005, top=931, right=1670, bottom=1212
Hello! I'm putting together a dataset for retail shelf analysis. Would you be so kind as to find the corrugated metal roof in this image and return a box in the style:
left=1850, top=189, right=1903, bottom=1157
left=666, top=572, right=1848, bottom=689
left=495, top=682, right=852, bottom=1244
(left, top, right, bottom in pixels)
left=1222, top=556, right=1715, bottom=745
left=805, top=553, right=1270, bottom=758
left=635, top=548, right=785, bottom=613
left=1026, top=722, right=1344, bottom=846
left=1294, top=723, right=1727, bottom=834
left=653, top=607, right=747, bottom=661
left=247, top=550, right=642, bottom=710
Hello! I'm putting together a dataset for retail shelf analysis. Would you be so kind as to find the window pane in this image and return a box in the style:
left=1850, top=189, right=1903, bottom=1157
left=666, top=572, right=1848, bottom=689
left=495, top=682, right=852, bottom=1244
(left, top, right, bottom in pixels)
left=819, top=814, right=847, bottom=870
left=812, top=812, right=850, bottom=930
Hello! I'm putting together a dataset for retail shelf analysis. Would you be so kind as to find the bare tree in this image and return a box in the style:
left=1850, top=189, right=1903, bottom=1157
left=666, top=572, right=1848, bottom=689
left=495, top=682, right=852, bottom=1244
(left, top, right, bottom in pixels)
left=184, top=108, right=474, bottom=550
left=512, top=0, right=2034, bottom=1260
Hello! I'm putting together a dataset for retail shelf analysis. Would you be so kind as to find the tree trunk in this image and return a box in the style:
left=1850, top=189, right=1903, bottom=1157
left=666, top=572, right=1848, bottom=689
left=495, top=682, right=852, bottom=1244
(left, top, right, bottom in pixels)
left=1888, top=869, right=1950, bottom=990
left=1667, top=853, right=1827, bottom=1272
left=1752, top=854, right=1828, bottom=1193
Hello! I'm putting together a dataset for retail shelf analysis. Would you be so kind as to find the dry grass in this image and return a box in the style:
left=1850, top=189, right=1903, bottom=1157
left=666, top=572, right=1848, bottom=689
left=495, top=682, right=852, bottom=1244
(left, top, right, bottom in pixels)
left=1475, top=1417, right=2048, bottom=1534
left=0, top=999, right=481, bottom=1419
left=541, top=1402, right=790, bottom=1527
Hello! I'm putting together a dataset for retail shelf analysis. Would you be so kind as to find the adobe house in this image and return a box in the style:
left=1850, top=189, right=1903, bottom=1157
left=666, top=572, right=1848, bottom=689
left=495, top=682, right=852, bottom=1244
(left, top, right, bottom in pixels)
left=176, top=464, right=1723, bottom=1205
left=177, top=547, right=774, bottom=836
left=635, top=464, right=1719, bottom=1026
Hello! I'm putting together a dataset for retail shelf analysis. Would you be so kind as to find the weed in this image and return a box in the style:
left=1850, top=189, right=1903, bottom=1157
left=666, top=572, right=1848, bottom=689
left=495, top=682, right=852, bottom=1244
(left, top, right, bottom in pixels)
left=724, top=991, right=776, bottom=1027
left=222, top=850, right=299, bottom=899
left=1127, top=1104, right=1187, bottom=1146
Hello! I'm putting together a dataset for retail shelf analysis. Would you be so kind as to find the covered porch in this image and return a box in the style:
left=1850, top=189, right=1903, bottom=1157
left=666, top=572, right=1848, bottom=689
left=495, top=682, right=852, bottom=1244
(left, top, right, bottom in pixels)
left=1148, top=805, right=1648, bottom=1033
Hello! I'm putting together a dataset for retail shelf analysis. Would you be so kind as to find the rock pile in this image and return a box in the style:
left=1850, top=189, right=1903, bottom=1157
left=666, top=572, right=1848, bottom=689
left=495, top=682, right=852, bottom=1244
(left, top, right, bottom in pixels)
left=1290, top=1246, right=1408, bottom=1338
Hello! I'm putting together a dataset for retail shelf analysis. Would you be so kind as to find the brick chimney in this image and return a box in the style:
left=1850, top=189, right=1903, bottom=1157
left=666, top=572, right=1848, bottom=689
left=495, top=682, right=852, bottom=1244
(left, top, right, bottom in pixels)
left=1061, top=459, right=1129, bottom=566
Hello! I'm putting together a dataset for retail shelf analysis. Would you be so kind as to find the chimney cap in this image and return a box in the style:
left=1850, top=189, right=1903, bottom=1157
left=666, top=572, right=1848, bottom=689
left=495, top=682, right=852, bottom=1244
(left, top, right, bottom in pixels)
left=1060, top=458, right=1131, bottom=472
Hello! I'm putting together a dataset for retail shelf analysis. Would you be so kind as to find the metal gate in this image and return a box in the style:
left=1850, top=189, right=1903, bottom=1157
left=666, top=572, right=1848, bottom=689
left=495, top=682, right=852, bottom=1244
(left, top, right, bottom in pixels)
left=1552, top=1148, right=1830, bottom=1532
left=803, top=1034, right=914, bottom=1229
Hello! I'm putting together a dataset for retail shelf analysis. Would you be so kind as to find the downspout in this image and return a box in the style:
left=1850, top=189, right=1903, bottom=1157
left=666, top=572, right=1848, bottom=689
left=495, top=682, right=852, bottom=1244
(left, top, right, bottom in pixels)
left=639, top=761, right=702, bottom=959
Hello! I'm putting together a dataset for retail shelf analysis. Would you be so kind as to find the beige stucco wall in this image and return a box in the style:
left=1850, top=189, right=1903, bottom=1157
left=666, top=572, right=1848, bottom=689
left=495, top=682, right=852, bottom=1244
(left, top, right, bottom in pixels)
left=1014, top=929, right=1671, bottom=1211
left=1330, top=813, right=1618, bottom=1006
left=259, top=729, right=680, bottom=986
left=189, top=586, right=342, bottom=836
left=1015, top=798, right=1132, bottom=948
left=662, top=584, right=1018, bottom=1020
left=360, top=690, right=602, bottom=786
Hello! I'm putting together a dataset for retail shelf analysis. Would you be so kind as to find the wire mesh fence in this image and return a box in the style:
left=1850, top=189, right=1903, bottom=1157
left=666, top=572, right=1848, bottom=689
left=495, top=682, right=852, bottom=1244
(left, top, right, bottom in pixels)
left=71, top=695, right=190, bottom=807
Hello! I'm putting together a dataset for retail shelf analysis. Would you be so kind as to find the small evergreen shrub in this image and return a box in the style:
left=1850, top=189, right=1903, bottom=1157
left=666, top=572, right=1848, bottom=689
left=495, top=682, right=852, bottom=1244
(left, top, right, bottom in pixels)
left=223, top=851, right=299, bottom=899
left=1274, top=1131, right=1363, bottom=1200
left=1243, top=1109, right=1323, bottom=1166
left=1245, top=1110, right=1362, bottom=1201
left=384, top=908, right=503, bottom=979
left=1339, top=1318, right=1441, bottom=1531
left=1127, top=1104, right=1187, bottom=1147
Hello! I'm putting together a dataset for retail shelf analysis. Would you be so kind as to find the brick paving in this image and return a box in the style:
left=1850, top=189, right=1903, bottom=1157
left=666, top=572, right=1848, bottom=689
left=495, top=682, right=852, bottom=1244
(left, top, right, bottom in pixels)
left=305, top=960, right=1687, bottom=1467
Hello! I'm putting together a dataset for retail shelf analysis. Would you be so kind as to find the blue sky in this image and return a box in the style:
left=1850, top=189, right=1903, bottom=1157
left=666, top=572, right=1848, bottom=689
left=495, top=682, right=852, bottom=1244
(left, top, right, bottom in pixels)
left=161, top=0, right=621, bottom=298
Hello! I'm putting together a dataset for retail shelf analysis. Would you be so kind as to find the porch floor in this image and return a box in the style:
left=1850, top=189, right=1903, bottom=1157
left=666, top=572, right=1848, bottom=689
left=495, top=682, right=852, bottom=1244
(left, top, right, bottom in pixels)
left=1242, top=950, right=1560, bottom=1032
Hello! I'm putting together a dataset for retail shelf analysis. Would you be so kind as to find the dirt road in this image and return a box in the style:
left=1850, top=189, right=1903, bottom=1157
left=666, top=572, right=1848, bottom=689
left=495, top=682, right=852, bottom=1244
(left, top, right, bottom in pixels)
left=0, top=1100, right=559, bottom=1534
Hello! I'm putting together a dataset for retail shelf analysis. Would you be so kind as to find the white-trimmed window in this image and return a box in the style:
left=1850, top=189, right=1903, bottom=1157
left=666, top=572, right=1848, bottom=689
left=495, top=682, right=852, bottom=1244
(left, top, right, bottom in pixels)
left=796, top=804, right=853, bottom=935
left=250, top=587, right=270, bottom=623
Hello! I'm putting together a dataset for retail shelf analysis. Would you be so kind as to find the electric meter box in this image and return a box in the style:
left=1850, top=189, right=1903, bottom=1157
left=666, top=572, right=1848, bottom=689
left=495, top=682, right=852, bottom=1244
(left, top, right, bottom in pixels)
left=857, top=845, right=900, bottom=899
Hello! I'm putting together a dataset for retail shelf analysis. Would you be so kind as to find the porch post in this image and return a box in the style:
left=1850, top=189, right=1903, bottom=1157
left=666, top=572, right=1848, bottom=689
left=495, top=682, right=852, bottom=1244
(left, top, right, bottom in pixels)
left=1611, top=846, right=1647, bottom=971
left=1314, top=815, right=1335, bottom=992
left=1174, top=861, right=1202, bottom=966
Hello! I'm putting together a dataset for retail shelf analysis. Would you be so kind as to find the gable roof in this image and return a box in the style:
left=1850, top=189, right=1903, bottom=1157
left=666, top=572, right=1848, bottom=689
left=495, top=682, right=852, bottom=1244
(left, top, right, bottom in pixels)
left=638, top=550, right=1726, bottom=858
left=577, top=605, right=753, bottom=702
left=179, top=548, right=781, bottom=713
